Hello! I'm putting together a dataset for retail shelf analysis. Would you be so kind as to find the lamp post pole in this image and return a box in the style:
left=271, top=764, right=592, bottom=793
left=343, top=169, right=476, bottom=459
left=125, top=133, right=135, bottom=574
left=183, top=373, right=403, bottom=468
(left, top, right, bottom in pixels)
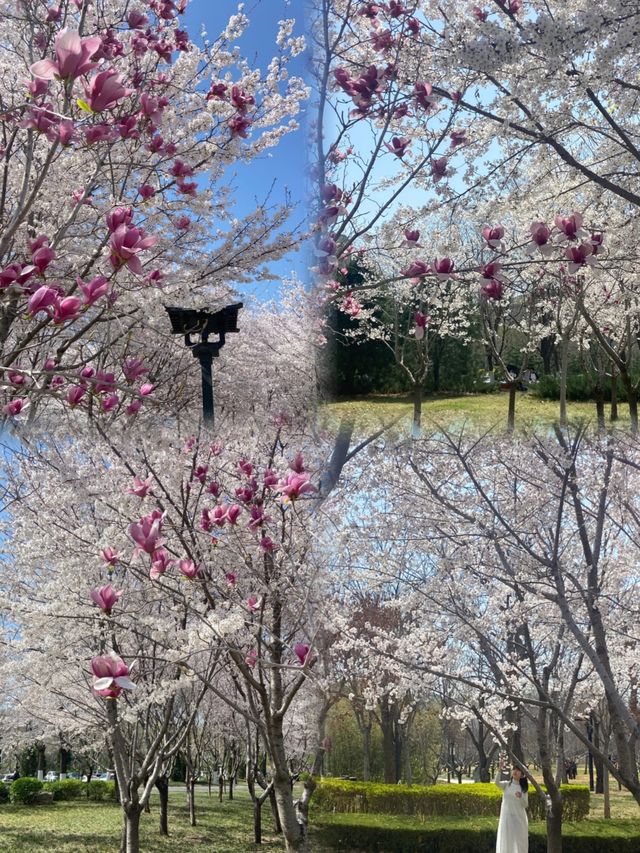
left=164, top=303, right=242, bottom=430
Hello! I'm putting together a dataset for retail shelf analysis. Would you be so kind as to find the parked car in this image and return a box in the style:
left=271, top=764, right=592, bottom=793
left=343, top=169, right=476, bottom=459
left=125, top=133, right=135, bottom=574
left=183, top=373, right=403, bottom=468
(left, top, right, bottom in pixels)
left=44, top=771, right=58, bottom=782
left=1, top=772, right=19, bottom=783
left=66, top=772, right=81, bottom=780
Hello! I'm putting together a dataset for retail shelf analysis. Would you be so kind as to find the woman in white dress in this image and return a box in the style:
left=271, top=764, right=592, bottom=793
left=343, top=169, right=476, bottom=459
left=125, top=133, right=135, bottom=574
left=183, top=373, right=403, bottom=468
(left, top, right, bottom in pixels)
left=495, top=763, right=529, bottom=853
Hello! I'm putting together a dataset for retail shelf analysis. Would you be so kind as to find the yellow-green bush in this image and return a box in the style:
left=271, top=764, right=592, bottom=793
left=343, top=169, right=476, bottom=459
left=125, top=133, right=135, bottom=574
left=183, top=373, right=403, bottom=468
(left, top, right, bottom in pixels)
left=313, top=779, right=590, bottom=822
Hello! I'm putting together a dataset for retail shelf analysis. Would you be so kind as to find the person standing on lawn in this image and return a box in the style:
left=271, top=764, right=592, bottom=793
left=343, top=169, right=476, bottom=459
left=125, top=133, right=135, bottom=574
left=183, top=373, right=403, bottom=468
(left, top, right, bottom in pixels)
left=495, top=759, right=529, bottom=853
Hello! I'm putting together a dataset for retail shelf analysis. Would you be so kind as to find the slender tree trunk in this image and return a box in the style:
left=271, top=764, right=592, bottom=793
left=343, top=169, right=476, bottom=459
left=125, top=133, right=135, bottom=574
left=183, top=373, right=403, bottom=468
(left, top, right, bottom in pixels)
left=412, top=382, right=422, bottom=438
left=546, top=794, right=563, bottom=853
left=269, top=786, right=282, bottom=834
left=559, top=338, right=569, bottom=427
left=362, top=725, right=371, bottom=781
left=507, top=383, right=517, bottom=434
left=188, top=777, right=196, bottom=826
left=156, top=776, right=169, bottom=836
left=254, top=799, right=263, bottom=844
left=228, top=775, right=234, bottom=800
left=610, top=365, right=618, bottom=421
left=595, top=384, right=605, bottom=433
left=380, top=700, right=397, bottom=783
left=629, top=387, right=638, bottom=434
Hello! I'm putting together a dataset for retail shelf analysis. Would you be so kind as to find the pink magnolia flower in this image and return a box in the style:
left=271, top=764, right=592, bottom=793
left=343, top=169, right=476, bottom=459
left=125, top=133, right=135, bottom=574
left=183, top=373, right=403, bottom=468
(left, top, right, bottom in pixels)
left=472, top=6, right=488, bottom=20
left=404, top=229, right=420, bottom=245
left=3, top=399, right=26, bottom=417
left=276, top=472, right=317, bottom=501
left=53, top=296, right=82, bottom=324
left=289, top=452, right=305, bottom=473
left=259, top=536, right=280, bottom=553
left=210, top=506, right=228, bottom=527
left=565, top=242, right=596, bottom=273
left=207, top=481, right=221, bottom=497
left=591, top=232, right=605, bottom=254
left=90, top=583, right=122, bottom=614
left=178, top=559, right=201, bottom=580
left=91, top=652, right=135, bottom=698
left=8, top=371, right=26, bottom=386
left=109, top=224, right=157, bottom=275
left=528, top=221, right=553, bottom=256
left=129, top=512, right=164, bottom=554
left=450, top=130, right=467, bottom=148
left=207, top=81, right=227, bottom=100
left=150, top=548, right=173, bottom=580
left=226, top=504, right=242, bottom=525
left=78, top=275, right=109, bottom=306
left=245, top=649, right=258, bottom=668
left=138, top=184, right=156, bottom=200
left=175, top=216, right=191, bottom=230
left=92, top=371, right=116, bottom=393
left=122, top=358, right=147, bottom=383
left=414, top=82, right=437, bottom=111
left=127, top=10, right=149, bottom=28
left=230, top=86, right=255, bottom=113
left=247, top=595, right=261, bottom=613
left=481, top=225, right=504, bottom=248
left=28, top=285, right=58, bottom=316
left=414, top=311, right=428, bottom=341
left=56, top=120, right=76, bottom=146
left=139, top=382, right=154, bottom=396
left=101, top=393, right=120, bottom=412
left=193, top=464, right=209, bottom=484
left=247, top=504, right=270, bottom=532
left=555, top=212, right=587, bottom=242
left=481, top=279, right=504, bottom=300
left=294, top=643, right=310, bottom=666
left=228, top=115, right=252, bottom=138
left=238, top=458, right=253, bottom=476
left=84, top=69, right=132, bottom=113
left=127, top=399, right=143, bottom=416
left=30, top=29, right=101, bottom=80
left=106, top=207, right=133, bottom=233
left=128, top=475, right=154, bottom=498
left=431, top=156, right=448, bottom=183
left=263, top=469, right=279, bottom=487
left=101, top=547, right=120, bottom=567
left=225, top=572, right=237, bottom=586
left=66, top=385, right=86, bottom=406
left=400, top=259, right=429, bottom=279
left=432, top=257, right=455, bottom=279
left=32, top=245, right=55, bottom=275
left=385, top=136, right=410, bottom=158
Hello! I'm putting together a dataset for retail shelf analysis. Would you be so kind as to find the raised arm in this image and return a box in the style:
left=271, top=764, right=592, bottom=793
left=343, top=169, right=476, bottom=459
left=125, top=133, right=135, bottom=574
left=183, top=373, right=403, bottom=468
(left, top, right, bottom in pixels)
left=494, top=769, right=509, bottom=790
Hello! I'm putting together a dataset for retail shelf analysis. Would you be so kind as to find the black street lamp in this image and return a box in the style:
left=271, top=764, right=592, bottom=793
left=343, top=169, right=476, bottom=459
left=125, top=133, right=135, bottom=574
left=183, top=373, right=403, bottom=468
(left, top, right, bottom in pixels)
left=164, top=302, right=243, bottom=427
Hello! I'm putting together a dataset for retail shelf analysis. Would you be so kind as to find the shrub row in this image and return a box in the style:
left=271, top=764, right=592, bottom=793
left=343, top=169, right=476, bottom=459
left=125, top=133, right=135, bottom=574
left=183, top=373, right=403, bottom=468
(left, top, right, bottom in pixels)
left=6, top=777, right=115, bottom=804
left=313, top=779, right=590, bottom=822
left=313, top=815, right=640, bottom=853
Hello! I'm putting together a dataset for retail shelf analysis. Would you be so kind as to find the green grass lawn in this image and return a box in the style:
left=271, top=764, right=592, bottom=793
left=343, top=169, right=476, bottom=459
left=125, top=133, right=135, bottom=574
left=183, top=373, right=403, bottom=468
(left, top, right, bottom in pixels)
left=0, top=782, right=637, bottom=852
left=322, top=393, right=633, bottom=434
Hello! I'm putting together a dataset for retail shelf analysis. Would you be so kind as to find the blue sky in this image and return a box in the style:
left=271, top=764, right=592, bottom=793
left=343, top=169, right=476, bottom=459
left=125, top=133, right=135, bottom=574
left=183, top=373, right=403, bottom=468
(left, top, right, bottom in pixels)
left=184, top=0, right=310, bottom=299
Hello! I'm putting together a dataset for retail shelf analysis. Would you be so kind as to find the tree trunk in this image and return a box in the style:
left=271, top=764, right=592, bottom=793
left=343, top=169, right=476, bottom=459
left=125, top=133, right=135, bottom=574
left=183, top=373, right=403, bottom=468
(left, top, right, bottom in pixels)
left=507, top=383, right=517, bottom=434
left=269, top=786, right=282, bottom=834
left=228, top=775, right=234, bottom=800
left=610, top=365, right=618, bottom=421
left=125, top=806, right=142, bottom=853
left=254, top=799, right=263, bottom=844
left=629, top=387, right=638, bottom=434
left=155, top=775, right=169, bottom=836
left=559, top=338, right=569, bottom=427
left=380, top=700, right=397, bottom=784
left=188, top=777, right=196, bottom=826
left=546, top=797, right=563, bottom=853
left=36, top=745, right=45, bottom=781
left=595, top=385, right=605, bottom=433
left=412, top=382, right=422, bottom=438
left=362, top=725, right=371, bottom=782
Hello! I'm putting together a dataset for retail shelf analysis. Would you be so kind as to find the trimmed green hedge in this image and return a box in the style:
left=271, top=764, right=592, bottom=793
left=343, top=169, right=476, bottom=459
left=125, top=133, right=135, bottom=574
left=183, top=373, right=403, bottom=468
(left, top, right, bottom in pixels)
left=313, top=813, right=640, bottom=853
left=43, top=779, right=86, bottom=801
left=86, top=780, right=116, bottom=801
left=313, top=779, right=590, bottom=822
left=9, top=777, right=43, bottom=804
left=0, top=781, right=8, bottom=803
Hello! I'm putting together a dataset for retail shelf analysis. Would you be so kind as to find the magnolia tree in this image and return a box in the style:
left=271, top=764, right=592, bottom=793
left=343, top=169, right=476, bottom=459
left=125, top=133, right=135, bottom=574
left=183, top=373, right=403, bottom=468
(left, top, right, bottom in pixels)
left=0, top=0, right=307, bottom=424
left=0, top=403, right=337, bottom=852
